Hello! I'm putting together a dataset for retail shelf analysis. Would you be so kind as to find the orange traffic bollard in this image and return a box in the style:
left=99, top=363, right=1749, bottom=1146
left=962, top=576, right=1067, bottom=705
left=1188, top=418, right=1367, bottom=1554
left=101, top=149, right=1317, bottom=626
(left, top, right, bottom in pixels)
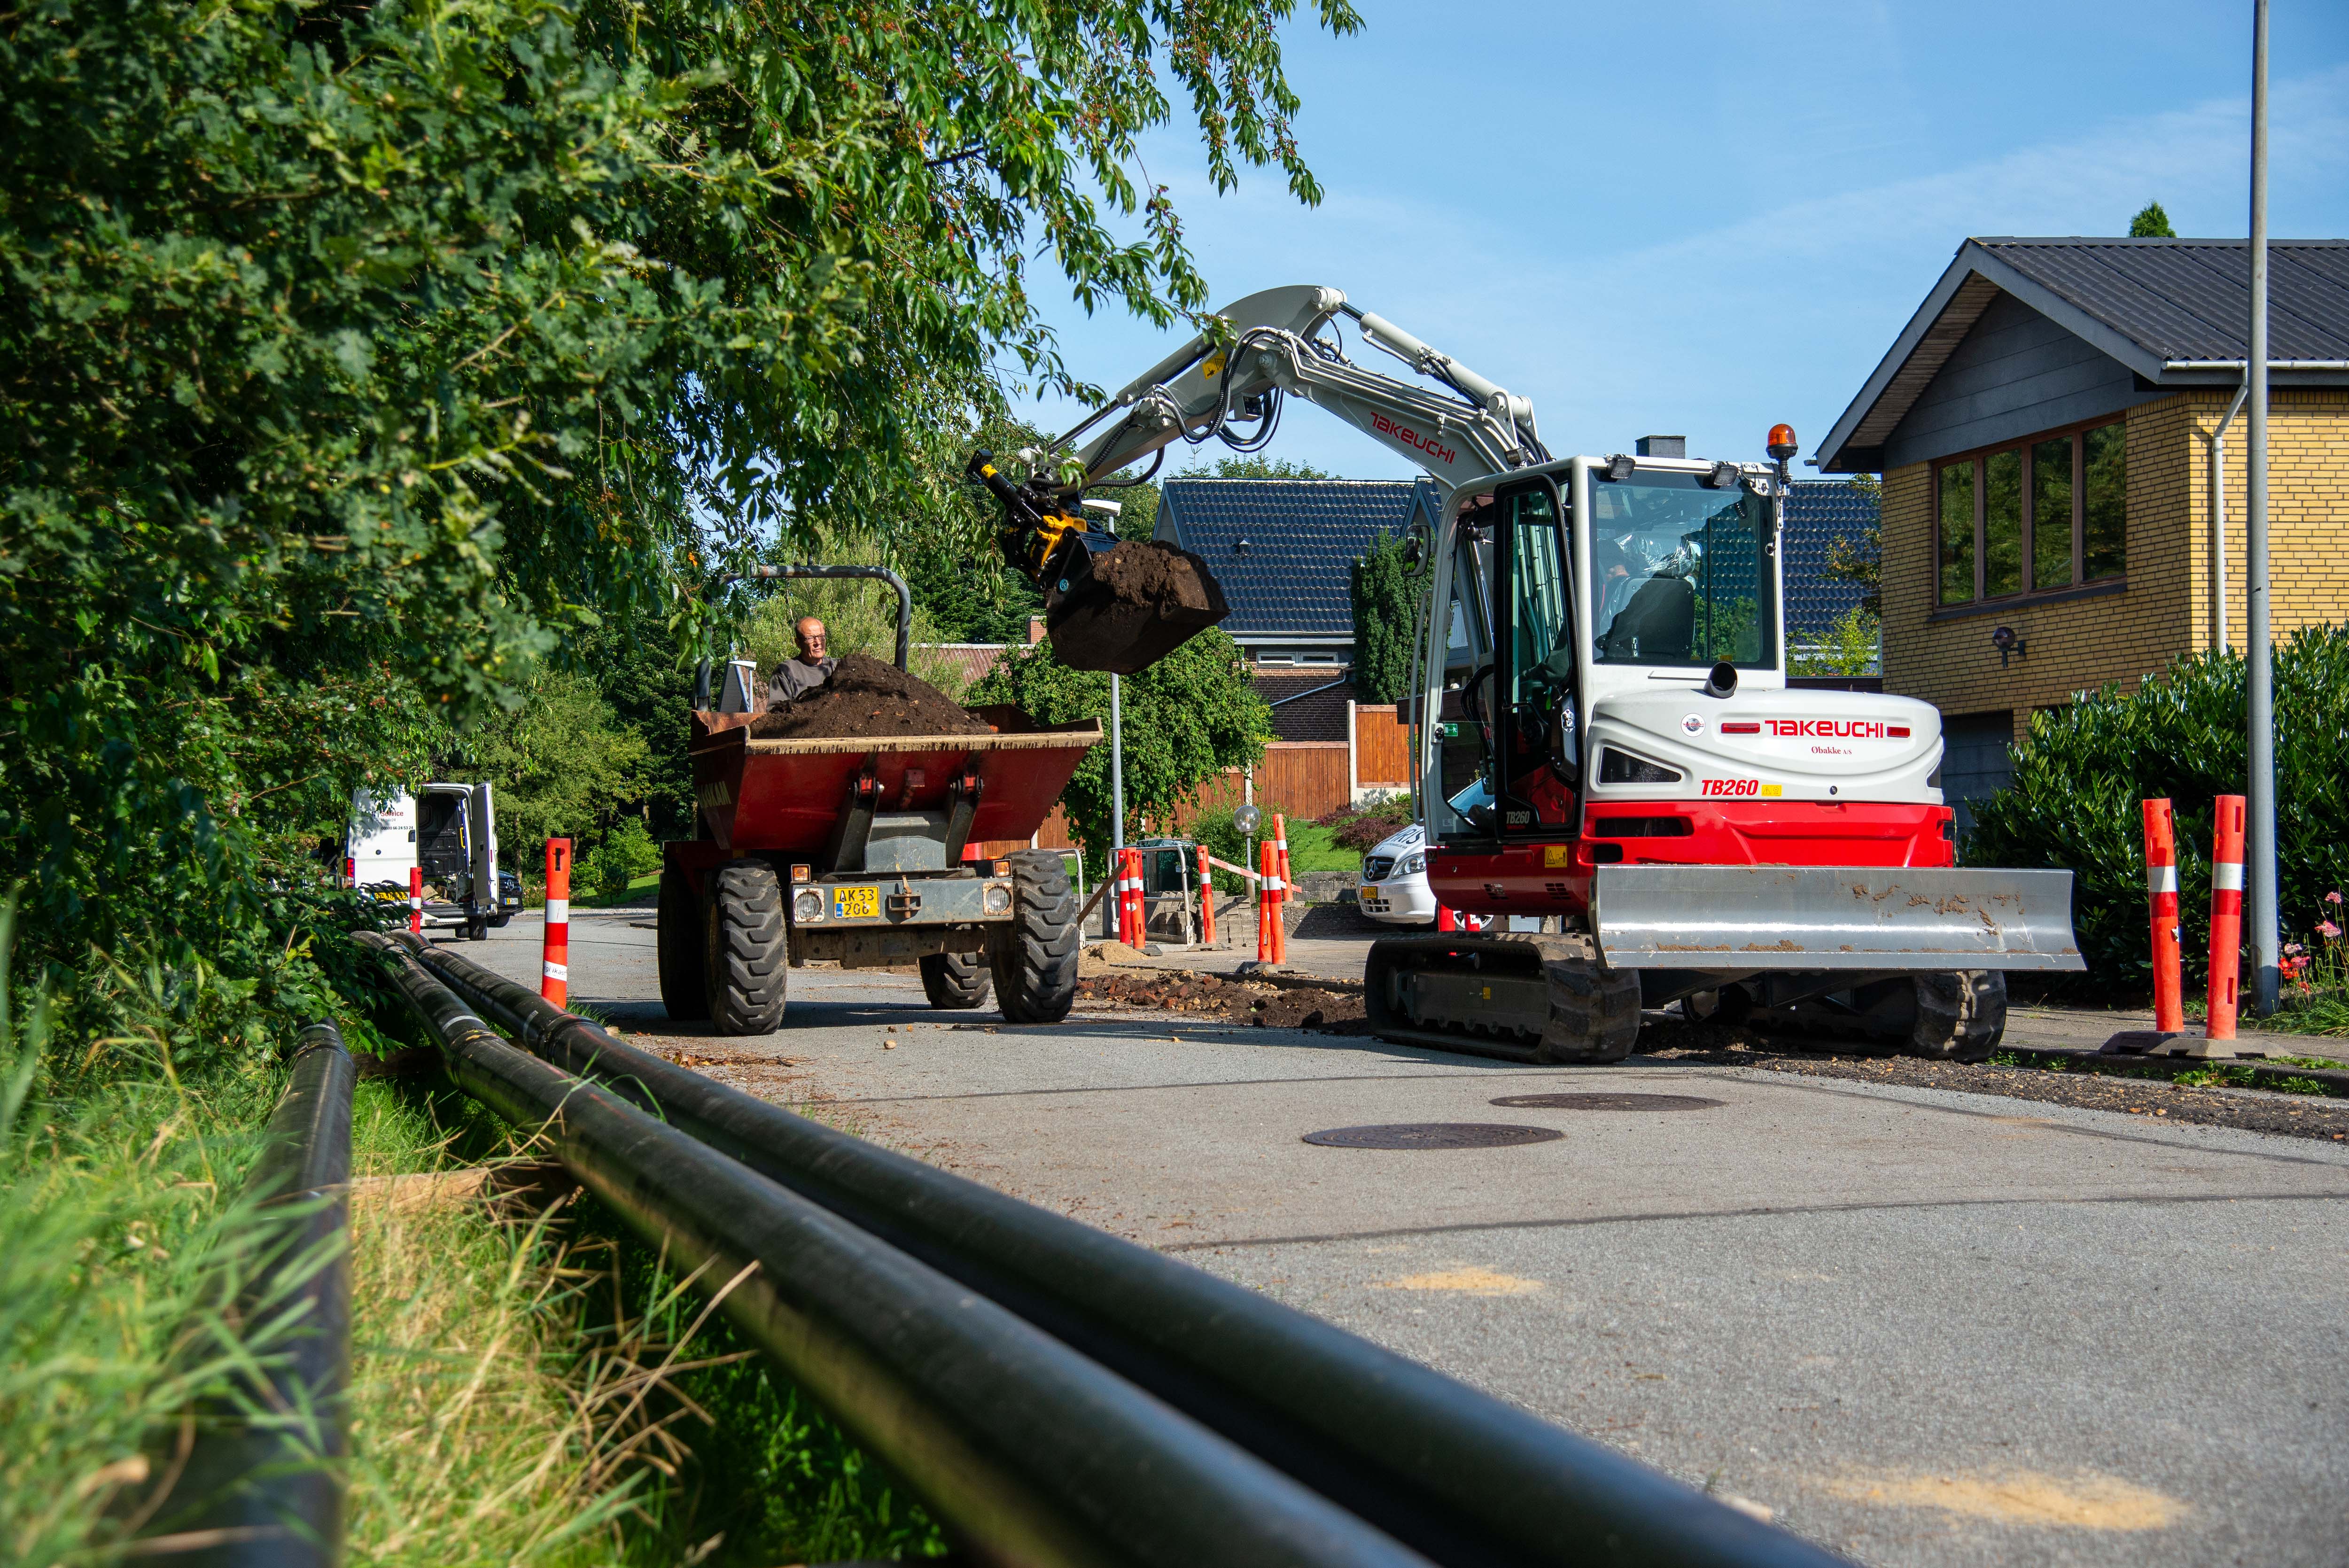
left=408, top=866, right=423, bottom=934
left=1271, top=815, right=1291, bottom=965
left=1196, top=844, right=1216, bottom=947
left=2143, top=799, right=2184, bottom=1033
left=2205, top=796, right=2245, bottom=1042
left=1256, top=839, right=1275, bottom=963
left=1119, top=847, right=1144, bottom=947
left=542, top=838, right=572, bottom=1007
left=1437, top=905, right=1457, bottom=932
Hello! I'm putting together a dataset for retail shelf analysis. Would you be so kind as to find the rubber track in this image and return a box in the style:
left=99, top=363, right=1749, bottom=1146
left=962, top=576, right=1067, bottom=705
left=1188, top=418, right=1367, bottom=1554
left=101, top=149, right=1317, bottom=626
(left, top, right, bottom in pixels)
left=991, top=850, right=1079, bottom=1024
left=1540, top=959, right=1642, bottom=1064
left=707, top=860, right=787, bottom=1034
left=921, top=950, right=993, bottom=1010
left=657, top=867, right=709, bottom=1021
left=1908, top=970, right=2007, bottom=1062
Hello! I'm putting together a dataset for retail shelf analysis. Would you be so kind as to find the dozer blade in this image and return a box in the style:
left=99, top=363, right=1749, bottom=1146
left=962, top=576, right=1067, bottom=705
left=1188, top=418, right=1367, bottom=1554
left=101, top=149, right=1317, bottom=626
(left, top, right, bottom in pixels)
left=1045, top=538, right=1230, bottom=675
left=1590, top=865, right=2084, bottom=972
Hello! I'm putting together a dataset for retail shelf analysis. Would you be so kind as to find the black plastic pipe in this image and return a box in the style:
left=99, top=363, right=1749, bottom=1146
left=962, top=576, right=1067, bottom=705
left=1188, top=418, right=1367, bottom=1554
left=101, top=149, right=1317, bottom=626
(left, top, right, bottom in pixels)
left=141, top=1021, right=354, bottom=1567
left=361, top=933, right=1430, bottom=1568
left=404, top=935, right=1848, bottom=1568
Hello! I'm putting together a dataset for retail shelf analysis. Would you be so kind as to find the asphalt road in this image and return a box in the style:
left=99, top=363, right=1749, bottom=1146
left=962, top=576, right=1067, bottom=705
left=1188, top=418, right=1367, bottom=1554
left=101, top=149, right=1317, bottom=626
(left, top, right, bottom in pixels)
left=456, top=908, right=2349, bottom=1567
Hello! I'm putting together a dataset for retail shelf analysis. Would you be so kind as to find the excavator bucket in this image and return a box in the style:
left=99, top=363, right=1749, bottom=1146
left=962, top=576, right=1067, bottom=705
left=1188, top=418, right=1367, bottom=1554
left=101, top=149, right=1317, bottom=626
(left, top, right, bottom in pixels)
left=1045, top=537, right=1231, bottom=676
left=1589, top=866, right=2085, bottom=973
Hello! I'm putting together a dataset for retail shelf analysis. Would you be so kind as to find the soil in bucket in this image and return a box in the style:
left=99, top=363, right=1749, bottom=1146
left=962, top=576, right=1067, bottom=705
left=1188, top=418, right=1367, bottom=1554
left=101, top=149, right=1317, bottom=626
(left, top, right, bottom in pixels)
left=1048, top=539, right=1229, bottom=675
left=748, top=653, right=991, bottom=740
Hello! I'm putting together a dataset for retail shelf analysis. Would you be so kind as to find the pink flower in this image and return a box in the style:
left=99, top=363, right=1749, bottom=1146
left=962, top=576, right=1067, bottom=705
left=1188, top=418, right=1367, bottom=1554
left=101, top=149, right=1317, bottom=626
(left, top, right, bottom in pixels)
left=2321, top=921, right=2343, bottom=940
left=2330, top=891, right=2345, bottom=905
left=2284, top=942, right=2305, bottom=955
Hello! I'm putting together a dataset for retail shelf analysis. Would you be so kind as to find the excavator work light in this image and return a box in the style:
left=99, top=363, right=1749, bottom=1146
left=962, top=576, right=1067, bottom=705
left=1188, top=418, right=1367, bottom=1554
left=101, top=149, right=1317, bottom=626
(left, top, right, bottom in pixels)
left=1766, top=423, right=1799, bottom=461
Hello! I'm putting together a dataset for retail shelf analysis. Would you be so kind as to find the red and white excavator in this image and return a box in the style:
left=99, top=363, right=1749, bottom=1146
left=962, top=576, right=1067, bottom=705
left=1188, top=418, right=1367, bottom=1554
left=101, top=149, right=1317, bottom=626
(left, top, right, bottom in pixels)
left=971, top=284, right=2082, bottom=1062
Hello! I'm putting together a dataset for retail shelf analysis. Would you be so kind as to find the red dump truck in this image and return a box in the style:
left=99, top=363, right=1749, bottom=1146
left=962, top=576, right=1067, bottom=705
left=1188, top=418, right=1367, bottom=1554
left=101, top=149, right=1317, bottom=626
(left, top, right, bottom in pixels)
left=659, top=701, right=1101, bottom=1035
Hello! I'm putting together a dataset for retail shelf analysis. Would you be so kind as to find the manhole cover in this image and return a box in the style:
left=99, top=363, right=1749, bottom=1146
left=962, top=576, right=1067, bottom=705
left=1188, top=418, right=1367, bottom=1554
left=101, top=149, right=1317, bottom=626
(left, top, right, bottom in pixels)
left=1489, top=1093, right=1722, bottom=1112
left=1302, top=1123, right=1564, bottom=1149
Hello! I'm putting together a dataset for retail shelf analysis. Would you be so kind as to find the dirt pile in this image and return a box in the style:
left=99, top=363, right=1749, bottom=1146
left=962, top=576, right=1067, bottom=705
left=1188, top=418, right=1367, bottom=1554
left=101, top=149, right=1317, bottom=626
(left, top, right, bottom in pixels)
left=1090, top=540, right=1224, bottom=613
left=1048, top=541, right=1229, bottom=675
left=748, top=653, right=990, bottom=740
left=1075, top=970, right=1369, bottom=1032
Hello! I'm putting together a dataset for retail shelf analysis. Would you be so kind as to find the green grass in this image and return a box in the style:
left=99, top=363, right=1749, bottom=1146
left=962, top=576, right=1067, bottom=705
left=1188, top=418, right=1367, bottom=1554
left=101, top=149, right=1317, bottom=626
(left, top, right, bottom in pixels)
left=1283, top=821, right=1365, bottom=876
left=574, top=872, right=661, bottom=910
left=2, top=960, right=940, bottom=1565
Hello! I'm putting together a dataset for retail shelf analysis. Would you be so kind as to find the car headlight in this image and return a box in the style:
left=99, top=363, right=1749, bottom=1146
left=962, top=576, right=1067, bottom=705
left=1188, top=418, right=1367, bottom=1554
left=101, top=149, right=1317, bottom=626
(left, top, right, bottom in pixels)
left=1396, top=851, right=1425, bottom=877
left=792, top=888, right=824, bottom=923
left=982, top=882, right=1014, bottom=915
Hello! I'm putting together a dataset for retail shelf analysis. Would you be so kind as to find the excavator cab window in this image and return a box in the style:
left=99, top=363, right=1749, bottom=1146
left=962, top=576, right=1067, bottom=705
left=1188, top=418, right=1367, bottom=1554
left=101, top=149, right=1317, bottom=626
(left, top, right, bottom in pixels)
left=1588, top=468, right=1775, bottom=668
left=1491, top=478, right=1580, bottom=833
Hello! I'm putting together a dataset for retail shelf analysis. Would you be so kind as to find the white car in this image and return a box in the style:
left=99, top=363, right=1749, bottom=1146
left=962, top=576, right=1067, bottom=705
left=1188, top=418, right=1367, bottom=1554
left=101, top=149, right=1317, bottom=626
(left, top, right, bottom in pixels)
left=1356, top=822, right=1438, bottom=925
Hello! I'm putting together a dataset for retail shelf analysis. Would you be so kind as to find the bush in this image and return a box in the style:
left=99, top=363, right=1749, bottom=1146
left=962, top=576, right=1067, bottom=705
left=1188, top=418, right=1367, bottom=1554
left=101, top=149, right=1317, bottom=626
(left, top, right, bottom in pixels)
left=1315, top=798, right=1415, bottom=852
left=579, top=819, right=662, bottom=898
left=1963, top=626, right=2349, bottom=995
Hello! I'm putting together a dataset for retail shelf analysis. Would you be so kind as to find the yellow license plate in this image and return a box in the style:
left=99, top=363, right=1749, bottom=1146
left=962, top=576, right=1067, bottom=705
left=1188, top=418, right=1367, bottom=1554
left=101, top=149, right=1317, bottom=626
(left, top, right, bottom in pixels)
left=831, top=885, right=880, bottom=919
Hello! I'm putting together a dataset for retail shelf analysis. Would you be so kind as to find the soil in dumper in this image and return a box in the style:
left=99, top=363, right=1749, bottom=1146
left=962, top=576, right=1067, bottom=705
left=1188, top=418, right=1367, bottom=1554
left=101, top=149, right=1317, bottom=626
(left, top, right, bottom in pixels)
left=1076, top=970, right=1368, bottom=1032
left=748, top=653, right=990, bottom=740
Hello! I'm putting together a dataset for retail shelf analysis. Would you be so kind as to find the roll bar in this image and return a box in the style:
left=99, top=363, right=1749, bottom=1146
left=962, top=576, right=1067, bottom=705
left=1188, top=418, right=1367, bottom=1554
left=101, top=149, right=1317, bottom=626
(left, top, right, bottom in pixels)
left=695, top=563, right=913, bottom=707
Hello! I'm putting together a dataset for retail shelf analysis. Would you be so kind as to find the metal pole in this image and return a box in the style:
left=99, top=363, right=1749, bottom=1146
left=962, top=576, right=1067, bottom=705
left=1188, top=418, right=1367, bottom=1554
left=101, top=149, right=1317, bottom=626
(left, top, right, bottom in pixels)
left=2210, top=374, right=2249, bottom=654
left=1108, top=673, right=1124, bottom=939
left=2247, top=0, right=2278, bottom=1015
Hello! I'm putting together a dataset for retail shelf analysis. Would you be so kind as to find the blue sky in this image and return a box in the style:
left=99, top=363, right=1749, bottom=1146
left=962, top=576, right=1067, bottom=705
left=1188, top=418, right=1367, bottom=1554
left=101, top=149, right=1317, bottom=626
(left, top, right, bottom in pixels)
left=1009, top=0, right=2349, bottom=480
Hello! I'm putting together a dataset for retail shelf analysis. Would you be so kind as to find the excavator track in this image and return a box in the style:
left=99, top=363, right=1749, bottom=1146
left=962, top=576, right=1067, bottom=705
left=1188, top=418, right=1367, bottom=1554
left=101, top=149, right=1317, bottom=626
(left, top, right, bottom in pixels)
left=1363, top=931, right=1642, bottom=1065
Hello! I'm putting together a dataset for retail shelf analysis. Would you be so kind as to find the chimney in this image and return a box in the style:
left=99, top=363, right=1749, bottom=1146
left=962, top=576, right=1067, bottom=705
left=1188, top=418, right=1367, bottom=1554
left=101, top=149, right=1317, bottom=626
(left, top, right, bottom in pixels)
left=1026, top=615, right=1046, bottom=645
left=1635, top=435, right=1686, bottom=459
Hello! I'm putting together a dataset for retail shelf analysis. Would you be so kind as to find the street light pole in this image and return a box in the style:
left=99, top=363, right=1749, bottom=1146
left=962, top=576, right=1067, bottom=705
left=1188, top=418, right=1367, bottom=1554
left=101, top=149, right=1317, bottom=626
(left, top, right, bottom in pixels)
left=2246, top=0, right=2279, bottom=1014
left=1109, top=671, right=1125, bottom=939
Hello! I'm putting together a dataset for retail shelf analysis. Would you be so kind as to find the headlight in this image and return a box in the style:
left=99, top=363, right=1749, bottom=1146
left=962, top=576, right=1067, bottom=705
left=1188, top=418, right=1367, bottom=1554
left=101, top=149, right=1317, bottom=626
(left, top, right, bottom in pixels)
left=1396, top=852, right=1425, bottom=877
left=982, top=882, right=1014, bottom=915
left=792, top=889, right=824, bottom=923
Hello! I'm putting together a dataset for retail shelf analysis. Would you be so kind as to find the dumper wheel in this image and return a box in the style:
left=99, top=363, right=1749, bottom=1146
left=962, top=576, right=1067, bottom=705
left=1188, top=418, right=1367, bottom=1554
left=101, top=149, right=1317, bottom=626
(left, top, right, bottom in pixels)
left=1539, top=952, right=1642, bottom=1064
left=992, top=850, right=1079, bottom=1024
left=657, top=867, right=709, bottom=1021
left=704, top=859, right=786, bottom=1035
left=1906, top=970, right=2005, bottom=1062
left=920, top=950, right=993, bottom=1010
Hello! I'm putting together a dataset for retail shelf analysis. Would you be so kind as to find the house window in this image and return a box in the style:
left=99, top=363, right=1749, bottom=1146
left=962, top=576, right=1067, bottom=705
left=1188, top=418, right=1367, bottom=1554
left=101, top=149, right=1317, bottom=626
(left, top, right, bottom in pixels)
left=1932, top=418, right=2125, bottom=605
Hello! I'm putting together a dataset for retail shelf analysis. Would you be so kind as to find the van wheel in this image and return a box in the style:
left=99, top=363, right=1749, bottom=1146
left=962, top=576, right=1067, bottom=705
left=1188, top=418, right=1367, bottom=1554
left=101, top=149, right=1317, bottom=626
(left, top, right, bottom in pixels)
left=991, top=851, right=1079, bottom=1024
left=703, top=861, right=786, bottom=1034
left=657, top=867, right=709, bottom=1021
left=920, top=950, right=993, bottom=1009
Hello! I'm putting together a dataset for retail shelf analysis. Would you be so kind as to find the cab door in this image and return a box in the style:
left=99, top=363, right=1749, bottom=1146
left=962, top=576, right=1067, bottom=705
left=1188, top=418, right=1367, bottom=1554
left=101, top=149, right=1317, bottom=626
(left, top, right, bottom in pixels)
left=1492, top=476, right=1580, bottom=835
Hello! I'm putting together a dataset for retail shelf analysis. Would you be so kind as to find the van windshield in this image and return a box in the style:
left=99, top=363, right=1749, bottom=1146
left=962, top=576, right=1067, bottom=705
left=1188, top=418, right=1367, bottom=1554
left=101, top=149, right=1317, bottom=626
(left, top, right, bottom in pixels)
left=1588, top=470, right=1775, bottom=668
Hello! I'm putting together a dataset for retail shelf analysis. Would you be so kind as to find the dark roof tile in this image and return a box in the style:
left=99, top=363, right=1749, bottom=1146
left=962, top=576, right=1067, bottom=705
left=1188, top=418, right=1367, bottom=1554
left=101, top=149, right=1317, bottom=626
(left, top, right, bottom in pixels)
left=1157, top=478, right=1439, bottom=638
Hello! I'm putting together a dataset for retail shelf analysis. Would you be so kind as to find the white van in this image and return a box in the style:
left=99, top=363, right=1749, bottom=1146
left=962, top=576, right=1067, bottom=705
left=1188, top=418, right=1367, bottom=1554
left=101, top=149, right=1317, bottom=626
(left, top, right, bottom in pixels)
left=343, top=784, right=517, bottom=939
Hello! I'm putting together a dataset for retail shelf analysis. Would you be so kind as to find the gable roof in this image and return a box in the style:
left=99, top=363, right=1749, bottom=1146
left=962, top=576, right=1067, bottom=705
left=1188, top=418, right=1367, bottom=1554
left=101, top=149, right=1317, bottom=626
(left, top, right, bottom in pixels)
left=1155, top=478, right=1440, bottom=641
left=1818, top=238, right=2349, bottom=473
left=1781, top=481, right=1876, bottom=643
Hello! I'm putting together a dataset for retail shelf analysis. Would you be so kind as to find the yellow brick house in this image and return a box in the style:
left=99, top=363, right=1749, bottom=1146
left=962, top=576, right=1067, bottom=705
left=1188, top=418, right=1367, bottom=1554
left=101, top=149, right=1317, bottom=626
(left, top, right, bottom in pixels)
left=1814, top=237, right=2349, bottom=827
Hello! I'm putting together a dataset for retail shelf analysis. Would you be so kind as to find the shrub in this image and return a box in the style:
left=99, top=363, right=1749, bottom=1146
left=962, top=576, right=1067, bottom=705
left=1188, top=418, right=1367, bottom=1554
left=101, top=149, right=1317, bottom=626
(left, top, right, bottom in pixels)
left=1963, top=626, right=2349, bottom=995
left=1186, top=803, right=1291, bottom=897
left=580, top=819, right=662, bottom=897
left=1315, top=798, right=1415, bottom=852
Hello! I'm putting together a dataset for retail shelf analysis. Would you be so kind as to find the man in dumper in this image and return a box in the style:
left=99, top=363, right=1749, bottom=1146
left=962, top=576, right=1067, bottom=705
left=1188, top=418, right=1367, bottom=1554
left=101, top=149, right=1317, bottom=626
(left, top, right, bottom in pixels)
left=767, top=616, right=835, bottom=705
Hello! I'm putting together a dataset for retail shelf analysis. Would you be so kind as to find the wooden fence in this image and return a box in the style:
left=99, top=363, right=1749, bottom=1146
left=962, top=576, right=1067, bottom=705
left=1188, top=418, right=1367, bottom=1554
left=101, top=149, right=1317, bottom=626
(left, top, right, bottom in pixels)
left=983, top=710, right=1419, bottom=859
